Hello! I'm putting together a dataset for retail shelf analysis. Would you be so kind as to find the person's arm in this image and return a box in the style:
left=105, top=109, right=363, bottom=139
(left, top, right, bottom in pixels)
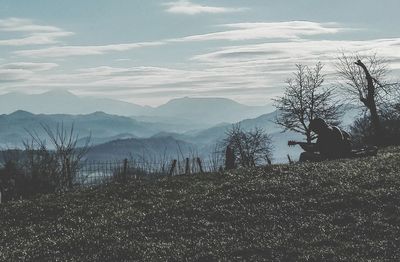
left=300, top=143, right=317, bottom=153
left=288, top=141, right=317, bottom=152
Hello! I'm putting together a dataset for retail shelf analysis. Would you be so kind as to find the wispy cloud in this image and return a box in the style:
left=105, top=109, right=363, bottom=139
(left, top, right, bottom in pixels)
left=7, top=37, right=400, bottom=104
left=173, top=21, right=347, bottom=42
left=0, top=69, right=33, bottom=82
left=0, top=62, right=58, bottom=83
left=14, top=41, right=165, bottom=58
left=0, top=62, right=59, bottom=71
left=191, top=38, right=400, bottom=66
left=163, top=0, right=247, bottom=15
left=0, top=18, right=73, bottom=46
left=15, top=21, right=346, bottom=58
left=3, top=15, right=399, bottom=105
left=0, top=17, right=61, bottom=32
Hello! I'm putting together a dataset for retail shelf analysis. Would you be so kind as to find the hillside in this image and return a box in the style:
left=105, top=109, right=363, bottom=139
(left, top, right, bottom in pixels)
left=148, top=97, right=273, bottom=126
left=1, top=147, right=399, bottom=260
left=0, top=111, right=183, bottom=147
left=86, top=136, right=197, bottom=161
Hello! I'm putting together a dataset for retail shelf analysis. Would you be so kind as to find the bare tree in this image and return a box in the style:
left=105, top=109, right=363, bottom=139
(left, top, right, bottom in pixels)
left=274, top=62, right=342, bottom=143
left=24, top=123, right=91, bottom=192
left=336, top=52, right=396, bottom=143
left=223, top=124, right=273, bottom=168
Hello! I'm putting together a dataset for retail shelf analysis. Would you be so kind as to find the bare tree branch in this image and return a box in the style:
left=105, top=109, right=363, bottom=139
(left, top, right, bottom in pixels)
left=274, top=62, right=343, bottom=143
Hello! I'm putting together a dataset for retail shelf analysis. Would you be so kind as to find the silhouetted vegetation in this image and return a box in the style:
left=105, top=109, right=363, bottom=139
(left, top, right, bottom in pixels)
left=274, top=62, right=343, bottom=143
left=351, top=110, right=400, bottom=147
left=336, top=53, right=398, bottom=145
left=0, top=124, right=90, bottom=202
left=222, top=124, right=273, bottom=167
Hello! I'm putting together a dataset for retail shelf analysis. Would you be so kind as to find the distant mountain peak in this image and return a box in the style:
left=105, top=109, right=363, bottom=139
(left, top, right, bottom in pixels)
left=8, top=110, right=34, bottom=117
left=159, top=97, right=245, bottom=109
left=0, top=90, right=146, bottom=116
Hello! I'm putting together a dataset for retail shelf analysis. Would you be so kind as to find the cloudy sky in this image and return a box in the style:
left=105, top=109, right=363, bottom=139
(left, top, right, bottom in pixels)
left=1, top=0, right=400, bottom=106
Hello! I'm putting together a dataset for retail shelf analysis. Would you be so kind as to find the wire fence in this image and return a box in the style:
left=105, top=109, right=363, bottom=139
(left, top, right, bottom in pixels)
left=76, top=157, right=222, bottom=187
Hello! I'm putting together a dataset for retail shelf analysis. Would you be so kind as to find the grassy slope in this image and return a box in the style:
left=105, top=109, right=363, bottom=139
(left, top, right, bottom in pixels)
left=1, top=148, right=400, bottom=261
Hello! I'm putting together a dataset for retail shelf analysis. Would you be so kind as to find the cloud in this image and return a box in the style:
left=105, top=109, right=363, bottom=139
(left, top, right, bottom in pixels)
left=0, top=62, right=59, bottom=71
left=163, top=0, right=247, bottom=15
left=15, top=21, right=345, bottom=58
left=115, top=58, right=131, bottom=62
left=0, top=69, right=33, bottom=82
left=172, top=21, right=347, bottom=42
left=3, top=15, right=399, bottom=105
left=0, top=62, right=58, bottom=83
left=0, top=17, right=73, bottom=46
left=191, top=38, right=400, bottom=66
left=3, top=38, right=400, bottom=105
left=5, top=37, right=400, bottom=105
left=14, top=41, right=165, bottom=58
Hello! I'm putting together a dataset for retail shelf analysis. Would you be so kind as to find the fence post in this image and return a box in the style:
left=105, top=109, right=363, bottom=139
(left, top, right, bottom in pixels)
left=66, top=157, right=72, bottom=189
left=225, top=145, right=235, bottom=170
left=169, top=160, right=177, bottom=176
left=197, top=158, right=204, bottom=173
left=185, top=158, right=190, bottom=175
left=123, top=158, right=128, bottom=181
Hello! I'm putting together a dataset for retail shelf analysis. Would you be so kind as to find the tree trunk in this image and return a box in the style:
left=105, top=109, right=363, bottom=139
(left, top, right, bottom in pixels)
left=225, top=146, right=235, bottom=170
left=355, top=60, right=382, bottom=145
left=369, top=101, right=382, bottom=145
left=306, top=131, right=312, bottom=144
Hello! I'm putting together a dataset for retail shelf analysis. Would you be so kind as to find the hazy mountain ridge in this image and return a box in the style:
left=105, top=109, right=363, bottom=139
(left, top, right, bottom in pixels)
left=0, top=110, right=180, bottom=147
left=0, top=92, right=360, bottom=163
left=146, top=97, right=274, bottom=125
left=0, top=91, right=273, bottom=126
left=0, top=90, right=147, bottom=116
left=86, top=136, right=196, bottom=162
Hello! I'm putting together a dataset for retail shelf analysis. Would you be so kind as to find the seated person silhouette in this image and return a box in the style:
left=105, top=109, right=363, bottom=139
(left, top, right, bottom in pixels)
left=289, top=118, right=351, bottom=162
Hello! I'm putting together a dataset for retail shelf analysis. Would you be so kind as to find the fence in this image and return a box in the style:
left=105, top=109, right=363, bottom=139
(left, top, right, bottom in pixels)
left=76, top=157, right=220, bottom=187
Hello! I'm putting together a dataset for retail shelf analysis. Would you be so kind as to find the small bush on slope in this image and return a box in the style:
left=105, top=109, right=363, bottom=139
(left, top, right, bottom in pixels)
left=1, top=147, right=400, bottom=261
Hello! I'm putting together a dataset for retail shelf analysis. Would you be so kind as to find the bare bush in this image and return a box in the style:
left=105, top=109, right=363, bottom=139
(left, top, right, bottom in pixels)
left=223, top=124, right=273, bottom=168
left=23, top=123, right=91, bottom=193
left=351, top=112, right=400, bottom=147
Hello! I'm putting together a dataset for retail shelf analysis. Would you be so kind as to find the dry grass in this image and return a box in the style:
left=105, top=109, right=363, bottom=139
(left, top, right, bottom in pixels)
left=1, top=147, right=400, bottom=261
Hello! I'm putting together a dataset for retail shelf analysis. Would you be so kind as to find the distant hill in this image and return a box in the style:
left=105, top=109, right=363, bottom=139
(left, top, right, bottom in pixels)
left=182, top=110, right=280, bottom=145
left=147, top=97, right=274, bottom=126
left=86, top=136, right=196, bottom=161
left=164, top=107, right=360, bottom=163
left=0, top=104, right=360, bottom=163
left=0, top=90, right=148, bottom=116
left=0, top=111, right=179, bottom=148
left=0, top=91, right=274, bottom=126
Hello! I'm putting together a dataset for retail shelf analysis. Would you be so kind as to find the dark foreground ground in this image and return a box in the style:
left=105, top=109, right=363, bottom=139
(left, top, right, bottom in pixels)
left=1, top=147, right=400, bottom=261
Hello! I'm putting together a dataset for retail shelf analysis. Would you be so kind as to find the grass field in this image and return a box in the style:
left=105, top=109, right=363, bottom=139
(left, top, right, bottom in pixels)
left=1, top=147, right=400, bottom=261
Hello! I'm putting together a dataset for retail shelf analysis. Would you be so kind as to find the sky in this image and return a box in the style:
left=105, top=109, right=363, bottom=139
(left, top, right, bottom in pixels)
left=0, top=0, right=400, bottom=106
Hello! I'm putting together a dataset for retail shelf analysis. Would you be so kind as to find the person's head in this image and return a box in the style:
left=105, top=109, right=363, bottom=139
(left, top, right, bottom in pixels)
left=309, top=118, right=329, bottom=134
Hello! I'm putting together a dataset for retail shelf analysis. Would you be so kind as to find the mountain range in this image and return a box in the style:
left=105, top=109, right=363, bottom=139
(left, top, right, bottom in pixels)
left=0, top=109, right=359, bottom=164
left=0, top=110, right=182, bottom=147
left=0, top=90, right=273, bottom=126
left=0, top=91, right=361, bottom=163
